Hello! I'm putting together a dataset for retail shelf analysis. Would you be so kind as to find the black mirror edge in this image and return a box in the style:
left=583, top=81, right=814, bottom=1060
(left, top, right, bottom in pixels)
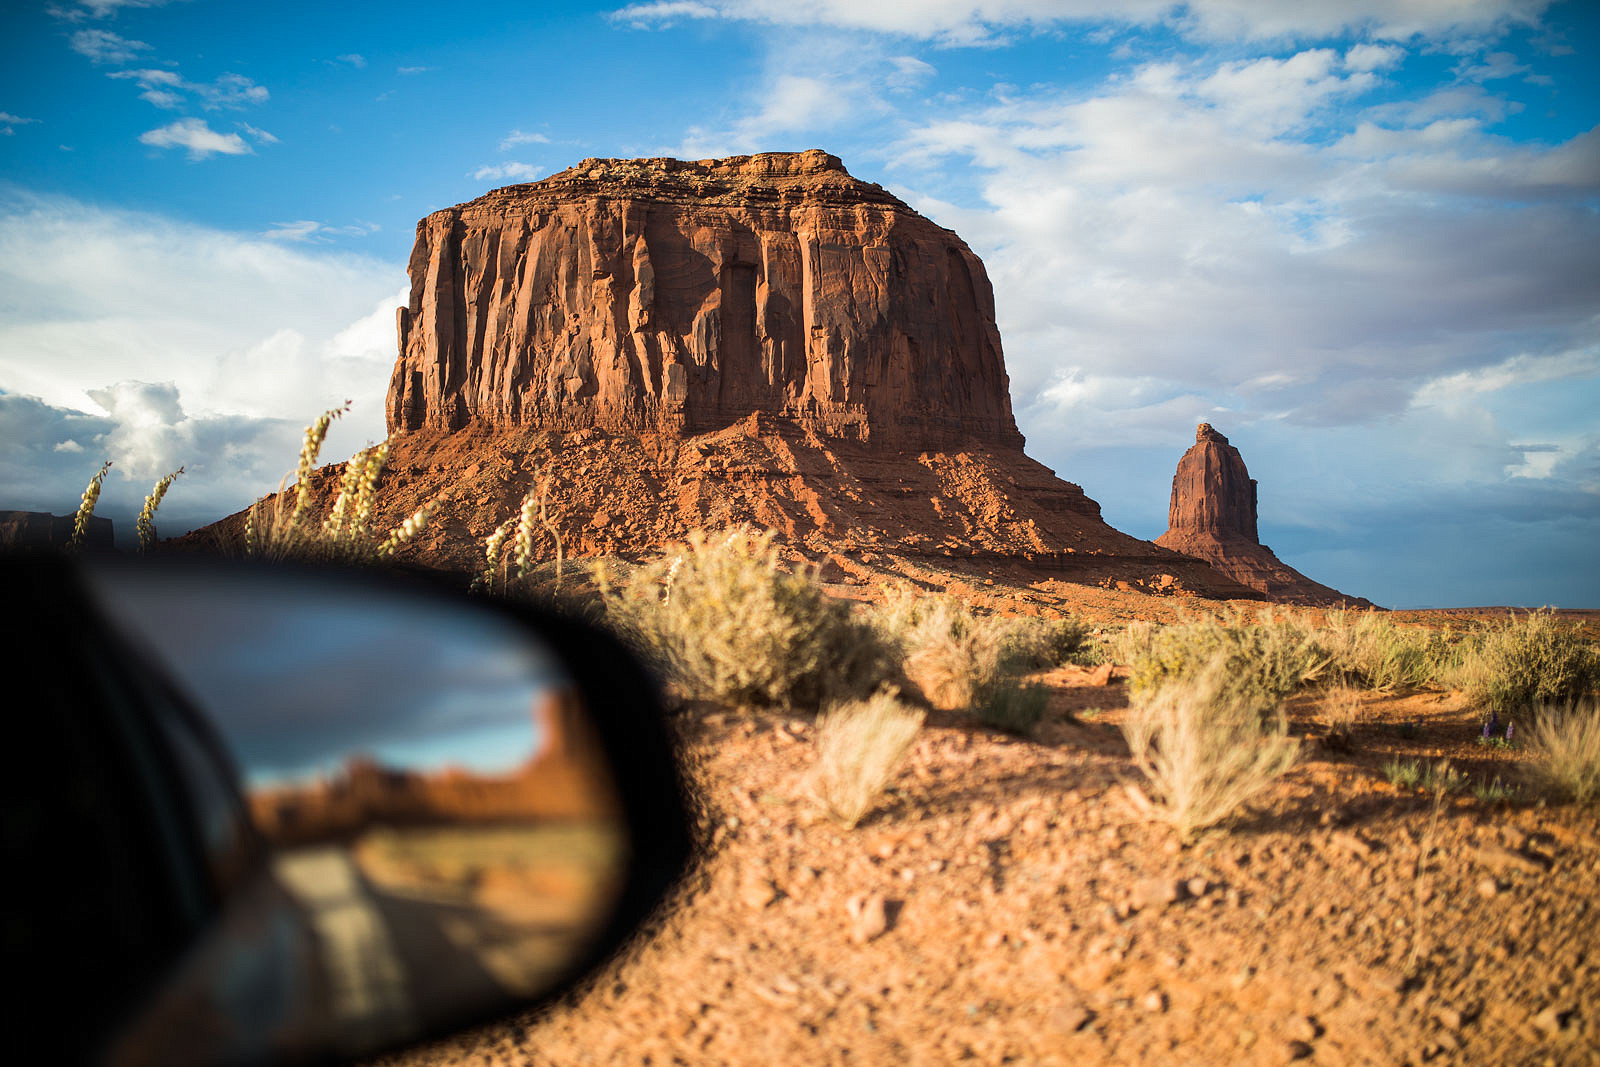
left=4, top=551, right=696, bottom=1066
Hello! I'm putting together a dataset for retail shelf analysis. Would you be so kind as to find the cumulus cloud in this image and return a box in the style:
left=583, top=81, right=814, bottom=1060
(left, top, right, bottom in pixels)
left=0, top=191, right=406, bottom=539
left=69, top=28, right=151, bottom=64
left=611, top=0, right=1554, bottom=46
left=139, top=118, right=252, bottom=158
left=335, top=53, right=367, bottom=69
left=470, top=161, right=542, bottom=183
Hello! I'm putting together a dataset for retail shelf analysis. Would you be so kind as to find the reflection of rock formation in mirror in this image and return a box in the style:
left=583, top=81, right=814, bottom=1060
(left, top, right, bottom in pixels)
left=249, top=686, right=618, bottom=848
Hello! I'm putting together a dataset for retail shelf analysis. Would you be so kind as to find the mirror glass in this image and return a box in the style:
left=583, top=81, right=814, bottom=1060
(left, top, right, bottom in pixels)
left=81, top=559, right=627, bottom=1065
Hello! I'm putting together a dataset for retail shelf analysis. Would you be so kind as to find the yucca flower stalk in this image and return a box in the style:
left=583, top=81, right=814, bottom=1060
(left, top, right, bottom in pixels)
left=349, top=440, right=389, bottom=538
left=512, top=482, right=543, bottom=581
left=136, top=466, right=184, bottom=552
left=288, top=401, right=349, bottom=532
left=67, top=460, right=112, bottom=552
left=374, top=499, right=436, bottom=558
left=474, top=517, right=518, bottom=592
left=323, top=450, right=368, bottom=541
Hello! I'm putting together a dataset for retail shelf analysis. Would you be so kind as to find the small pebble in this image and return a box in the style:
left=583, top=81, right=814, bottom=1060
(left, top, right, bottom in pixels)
left=1477, top=876, right=1500, bottom=900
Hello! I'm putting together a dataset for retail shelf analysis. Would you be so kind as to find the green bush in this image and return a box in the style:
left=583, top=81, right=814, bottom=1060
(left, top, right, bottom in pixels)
left=600, top=527, right=890, bottom=709
left=973, top=676, right=1050, bottom=735
left=1450, top=611, right=1600, bottom=716
left=1128, top=611, right=1329, bottom=714
left=1313, top=610, right=1448, bottom=692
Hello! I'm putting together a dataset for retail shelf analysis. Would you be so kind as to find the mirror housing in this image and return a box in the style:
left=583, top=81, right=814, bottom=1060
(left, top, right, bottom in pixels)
left=2, top=554, right=691, bottom=1066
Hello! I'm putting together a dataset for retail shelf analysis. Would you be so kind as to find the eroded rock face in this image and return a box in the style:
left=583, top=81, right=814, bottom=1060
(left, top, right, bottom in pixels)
left=386, top=150, right=1022, bottom=448
left=1156, top=424, right=1372, bottom=606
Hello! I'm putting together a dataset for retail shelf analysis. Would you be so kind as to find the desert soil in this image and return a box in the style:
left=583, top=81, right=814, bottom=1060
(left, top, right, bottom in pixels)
left=374, top=582, right=1600, bottom=1067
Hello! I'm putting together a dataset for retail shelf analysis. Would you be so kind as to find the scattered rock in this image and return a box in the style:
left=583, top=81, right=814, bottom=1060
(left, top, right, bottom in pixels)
left=1435, top=1007, right=1463, bottom=1031
left=847, top=893, right=890, bottom=944
left=1330, top=830, right=1374, bottom=857
left=1474, top=842, right=1549, bottom=875
left=1141, top=990, right=1168, bottom=1013
left=1286, top=1039, right=1315, bottom=1060
left=1050, top=1003, right=1093, bottom=1033
left=741, top=876, right=779, bottom=910
left=1186, top=877, right=1209, bottom=899
left=1287, top=1015, right=1321, bottom=1043
left=1477, top=877, right=1500, bottom=900
left=1371, top=969, right=1407, bottom=994
left=1132, top=877, right=1185, bottom=911
left=1531, top=1006, right=1571, bottom=1035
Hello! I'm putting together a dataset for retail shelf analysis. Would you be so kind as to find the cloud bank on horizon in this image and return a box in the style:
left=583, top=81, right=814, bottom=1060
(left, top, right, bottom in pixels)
left=0, top=0, right=1594, bottom=607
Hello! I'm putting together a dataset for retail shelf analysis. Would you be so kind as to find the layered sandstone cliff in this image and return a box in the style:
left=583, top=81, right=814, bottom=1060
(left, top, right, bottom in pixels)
left=1156, top=424, right=1370, bottom=606
left=388, top=149, right=1021, bottom=448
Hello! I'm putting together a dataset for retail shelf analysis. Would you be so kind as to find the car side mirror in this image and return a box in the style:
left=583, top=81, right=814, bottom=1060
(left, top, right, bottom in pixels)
left=3, top=555, right=690, bottom=1066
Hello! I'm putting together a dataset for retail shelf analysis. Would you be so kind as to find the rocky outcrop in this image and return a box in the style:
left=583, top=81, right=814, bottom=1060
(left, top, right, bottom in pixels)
left=386, top=150, right=1021, bottom=448
left=0, top=510, right=112, bottom=551
left=1156, top=424, right=1371, bottom=606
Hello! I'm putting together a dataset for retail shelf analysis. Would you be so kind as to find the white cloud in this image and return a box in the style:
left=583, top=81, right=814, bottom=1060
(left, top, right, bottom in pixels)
left=139, top=118, right=252, bottom=159
left=611, top=0, right=1554, bottom=46
left=470, top=161, right=543, bottom=183
left=336, top=53, right=367, bottom=69
left=498, top=129, right=551, bottom=150
left=238, top=121, right=279, bottom=144
left=53, top=0, right=179, bottom=19
left=0, top=193, right=405, bottom=531
left=397, top=65, right=433, bottom=75
left=69, top=28, right=151, bottom=64
left=1344, top=42, right=1405, bottom=70
left=0, top=112, right=40, bottom=135
left=262, top=219, right=380, bottom=242
left=110, top=68, right=270, bottom=110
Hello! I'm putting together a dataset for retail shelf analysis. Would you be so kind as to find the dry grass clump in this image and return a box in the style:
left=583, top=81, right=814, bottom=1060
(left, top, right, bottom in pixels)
left=870, top=589, right=1079, bottom=729
left=1311, top=609, right=1447, bottom=692
left=1524, top=699, right=1600, bottom=805
left=242, top=404, right=436, bottom=563
left=600, top=527, right=890, bottom=710
left=1316, top=684, right=1367, bottom=750
left=973, top=676, right=1050, bottom=735
left=1128, top=609, right=1329, bottom=713
left=1120, top=658, right=1301, bottom=844
left=808, top=690, right=925, bottom=828
left=1446, top=610, right=1600, bottom=717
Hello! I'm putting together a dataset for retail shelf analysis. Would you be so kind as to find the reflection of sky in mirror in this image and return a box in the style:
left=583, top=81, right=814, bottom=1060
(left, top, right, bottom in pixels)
left=83, top=563, right=566, bottom=788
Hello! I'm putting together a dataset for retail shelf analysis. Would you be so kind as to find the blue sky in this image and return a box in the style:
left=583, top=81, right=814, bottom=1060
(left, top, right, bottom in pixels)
left=1, top=0, right=1596, bottom=607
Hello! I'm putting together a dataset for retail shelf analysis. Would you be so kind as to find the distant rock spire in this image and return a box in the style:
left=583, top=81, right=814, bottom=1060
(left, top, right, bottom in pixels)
left=1156, top=424, right=1372, bottom=607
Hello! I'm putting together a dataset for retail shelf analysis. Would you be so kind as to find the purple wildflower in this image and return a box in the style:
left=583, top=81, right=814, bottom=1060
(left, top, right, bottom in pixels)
left=1482, top=718, right=1492, bottom=739
left=1505, top=720, right=1514, bottom=742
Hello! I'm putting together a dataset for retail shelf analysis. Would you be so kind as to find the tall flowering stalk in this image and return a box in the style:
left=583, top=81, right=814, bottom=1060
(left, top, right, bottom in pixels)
left=67, top=460, right=112, bottom=552
left=136, top=467, right=184, bottom=552
left=288, top=401, right=349, bottom=532
left=474, top=517, right=518, bottom=592
left=374, top=500, right=436, bottom=558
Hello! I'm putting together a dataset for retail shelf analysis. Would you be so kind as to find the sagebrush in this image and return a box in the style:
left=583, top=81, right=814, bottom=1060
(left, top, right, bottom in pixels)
left=600, top=527, right=890, bottom=709
left=809, top=689, right=925, bottom=828
left=1525, top=699, right=1600, bottom=805
left=1120, top=657, right=1300, bottom=844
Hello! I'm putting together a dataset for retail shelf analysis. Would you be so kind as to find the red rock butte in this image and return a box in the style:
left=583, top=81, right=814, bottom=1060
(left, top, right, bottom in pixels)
left=388, top=149, right=1021, bottom=449
left=1156, top=423, right=1370, bottom=606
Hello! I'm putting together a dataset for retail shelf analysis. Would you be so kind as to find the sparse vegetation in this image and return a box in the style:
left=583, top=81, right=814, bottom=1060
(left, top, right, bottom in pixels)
left=600, top=527, right=889, bottom=709
left=1311, top=609, right=1448, bottom=692
left=1119, top=657, right=1300, bottom=844
left=1447, top=610, right=1600, bottom=717
left=1382, top=757, right=1464, bottom=794
left=1128, top=609, right=1329, bottom=714
left=66, top=460, right=112, bottom=551
left=475, top=479, right=565, bottom=595
left=808, top=689, right=925, bottom=828
left=1315, top=684, right=1366, bottom=750
left=241, top=404, right=437, bottom=563
left=973, top=676, right=1050, bottom=735
left=136, top=466, right=183, bottom=552
left=1524, top=698, right=1600, bottom=805
left=1382, top=758, right=1423, bottom=790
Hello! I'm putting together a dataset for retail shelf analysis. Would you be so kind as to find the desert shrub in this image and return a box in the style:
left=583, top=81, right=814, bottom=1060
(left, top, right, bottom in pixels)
left=1449, top=611, right=1600, bottom=717
left=1312, top=610, right=1446, bottom=692
left=1316, top=685, right=1366, bottom=750
left=808, top=690, right=925, bottom=828
left=1001, top=614, right=1097, bottom=669
left=974, top=676, right=1050, bottom=735
left=600, top=527, right=890, bottom=709
left=1101, top=620, right=1157, bottom=667
left=870, top=589, right=1073, bottom=713
left=1382, top=758, right=1423, bottom=790
left=241, top=404, right=435, bottom=563
left=1524, top=699, right=1600, bottom=805
left=1120, top=657, right=1300, bottom=844
left=1129, top=610, right=1329, bottom=714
